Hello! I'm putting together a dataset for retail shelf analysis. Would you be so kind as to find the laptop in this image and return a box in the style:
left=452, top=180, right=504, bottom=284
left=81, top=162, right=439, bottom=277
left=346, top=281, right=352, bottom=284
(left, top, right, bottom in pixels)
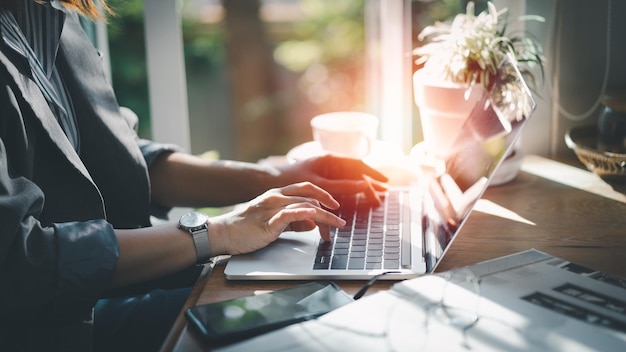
left=225, top=55, right=536, bottom=281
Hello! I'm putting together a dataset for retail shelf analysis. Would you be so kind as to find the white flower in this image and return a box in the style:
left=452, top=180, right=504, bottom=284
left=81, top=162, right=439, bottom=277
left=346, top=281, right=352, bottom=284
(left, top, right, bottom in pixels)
left=414, top=1, right=544, bottom=122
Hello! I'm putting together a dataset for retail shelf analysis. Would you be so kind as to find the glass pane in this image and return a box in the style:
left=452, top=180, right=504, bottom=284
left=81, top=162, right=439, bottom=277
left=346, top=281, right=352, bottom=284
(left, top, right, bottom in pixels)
left=107, top=0, right=151, bottom=139
left=181, top=0, right=367, bottom=161
left=105, top=0, right=467, bottom=161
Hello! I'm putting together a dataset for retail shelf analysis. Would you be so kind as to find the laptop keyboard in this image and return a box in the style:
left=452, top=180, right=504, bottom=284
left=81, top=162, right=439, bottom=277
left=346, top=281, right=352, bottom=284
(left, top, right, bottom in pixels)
left=313, top=189, right=411, bottom=271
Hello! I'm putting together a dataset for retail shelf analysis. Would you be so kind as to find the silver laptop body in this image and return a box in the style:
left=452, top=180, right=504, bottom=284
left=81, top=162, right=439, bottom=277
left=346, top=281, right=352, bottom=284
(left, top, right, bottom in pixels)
left=225, top=56, right=536, bottom=281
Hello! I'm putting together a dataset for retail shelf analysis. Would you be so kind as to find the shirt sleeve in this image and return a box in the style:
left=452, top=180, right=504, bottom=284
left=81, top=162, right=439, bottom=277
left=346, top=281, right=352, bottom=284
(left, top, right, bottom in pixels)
left=118, top=106, right=184, bottom=168
left=119, top=106, right=185, bottom=219
left=137, top=138, right=183, bottom=168
left=137, top=139, right=185, bottom=219
left=0, top=144, right=118, bottom=323
left=52, top=220, right=118, bottom=320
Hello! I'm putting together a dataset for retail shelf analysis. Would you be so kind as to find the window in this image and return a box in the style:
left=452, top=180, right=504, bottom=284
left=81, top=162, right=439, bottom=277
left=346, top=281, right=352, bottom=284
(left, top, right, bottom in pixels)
left=106, top=0, right=468, bottom=161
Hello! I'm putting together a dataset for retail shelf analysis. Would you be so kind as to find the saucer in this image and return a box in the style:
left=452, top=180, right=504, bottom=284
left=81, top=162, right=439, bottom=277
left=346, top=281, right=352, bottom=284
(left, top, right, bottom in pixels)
left=409, top=141, right=523, bottom=186
left=286, top=140, right=405, bottom=166
left=286, top=141, right=325, bottom=163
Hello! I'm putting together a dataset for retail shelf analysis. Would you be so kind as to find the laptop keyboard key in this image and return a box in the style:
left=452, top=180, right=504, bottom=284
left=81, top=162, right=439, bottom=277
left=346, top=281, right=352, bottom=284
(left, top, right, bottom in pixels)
left=313, top=190, right=411, bottom=271
left=331, top=255, right=348, bottom=269
left=333, top=248, right=349, bottom=255
left=351, top=245, right=366, bottom=252
left=314, top=255, right=330, bottom=269
left=384, top=260, right=399, bottom=270
left=366, top=262, right=382, bottom=270
left=348, top=258, right=365, bottom=270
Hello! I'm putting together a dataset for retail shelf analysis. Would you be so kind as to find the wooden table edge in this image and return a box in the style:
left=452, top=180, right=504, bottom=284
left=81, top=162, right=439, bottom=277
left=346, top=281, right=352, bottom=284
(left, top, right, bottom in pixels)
left=159, top=259, right=217, bottom=352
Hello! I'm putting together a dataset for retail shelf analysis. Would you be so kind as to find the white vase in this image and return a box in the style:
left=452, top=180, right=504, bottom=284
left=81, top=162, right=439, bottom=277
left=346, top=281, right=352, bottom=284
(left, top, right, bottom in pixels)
left=413, top=69, right=485, bottom=158
left=412, top=69, right=523, bottom=185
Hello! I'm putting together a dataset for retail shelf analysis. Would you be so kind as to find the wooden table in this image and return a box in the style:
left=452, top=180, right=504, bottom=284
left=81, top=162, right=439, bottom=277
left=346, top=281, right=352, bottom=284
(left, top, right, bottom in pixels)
left=160, top=155, right=626, bottom=352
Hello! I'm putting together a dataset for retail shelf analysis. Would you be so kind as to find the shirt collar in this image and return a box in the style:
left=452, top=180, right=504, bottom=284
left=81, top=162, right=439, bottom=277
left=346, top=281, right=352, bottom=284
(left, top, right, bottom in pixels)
left=1, top=0, right=66, bottom=78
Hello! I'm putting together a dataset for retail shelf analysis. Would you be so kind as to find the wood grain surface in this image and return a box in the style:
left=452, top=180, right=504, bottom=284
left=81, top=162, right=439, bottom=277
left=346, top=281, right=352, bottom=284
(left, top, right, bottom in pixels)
left=161, top=156, right=626, bottom=352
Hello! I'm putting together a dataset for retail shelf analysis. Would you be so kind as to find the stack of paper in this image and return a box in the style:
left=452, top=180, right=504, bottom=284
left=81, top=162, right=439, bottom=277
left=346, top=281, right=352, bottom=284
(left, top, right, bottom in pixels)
left=216, top=249, right=626, bottom=351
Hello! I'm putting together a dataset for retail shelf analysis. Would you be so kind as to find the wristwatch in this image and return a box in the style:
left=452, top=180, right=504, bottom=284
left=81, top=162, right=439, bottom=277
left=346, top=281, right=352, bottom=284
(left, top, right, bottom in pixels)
left=178, top=212, right=212, bottom=265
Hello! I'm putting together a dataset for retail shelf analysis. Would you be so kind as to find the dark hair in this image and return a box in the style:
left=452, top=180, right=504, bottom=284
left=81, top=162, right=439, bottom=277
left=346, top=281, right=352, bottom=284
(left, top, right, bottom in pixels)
left=0, top=0, right=111, bottom=20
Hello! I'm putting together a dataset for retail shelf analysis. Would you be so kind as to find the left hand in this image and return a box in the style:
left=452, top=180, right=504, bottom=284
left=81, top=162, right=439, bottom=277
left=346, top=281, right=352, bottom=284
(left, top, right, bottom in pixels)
left=277, top=154, right=389, bottom=205
left=212, top=182, right=345, bottom=255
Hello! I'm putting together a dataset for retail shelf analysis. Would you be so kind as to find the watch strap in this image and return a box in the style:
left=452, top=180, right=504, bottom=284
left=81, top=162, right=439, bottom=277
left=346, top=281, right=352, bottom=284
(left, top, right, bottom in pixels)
left=190, top=225, right=211, bottom=265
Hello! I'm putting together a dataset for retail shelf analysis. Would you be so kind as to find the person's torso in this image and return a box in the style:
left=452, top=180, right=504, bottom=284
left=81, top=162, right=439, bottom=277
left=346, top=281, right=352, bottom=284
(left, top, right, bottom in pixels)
left=0, top=4, right=151, bottom=228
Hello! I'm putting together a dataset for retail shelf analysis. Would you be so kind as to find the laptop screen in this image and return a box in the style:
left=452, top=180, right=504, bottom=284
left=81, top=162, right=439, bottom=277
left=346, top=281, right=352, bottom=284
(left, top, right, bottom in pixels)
left=422, top=54, right=537, bottom=271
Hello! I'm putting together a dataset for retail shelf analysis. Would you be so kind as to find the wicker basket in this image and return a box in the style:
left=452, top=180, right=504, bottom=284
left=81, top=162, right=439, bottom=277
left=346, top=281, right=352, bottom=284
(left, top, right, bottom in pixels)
left=565, top=125, right=626, bottom=178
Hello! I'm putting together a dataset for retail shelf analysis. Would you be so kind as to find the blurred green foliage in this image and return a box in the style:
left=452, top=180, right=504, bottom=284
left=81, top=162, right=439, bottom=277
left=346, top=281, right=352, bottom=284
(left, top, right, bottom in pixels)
left=274, top=0, right=365, bottom=72
left=106, top=0, right=151, bottom=138
left=104, top=0, right=464, bottom=145
left=106, top=0, right=226, bottom=139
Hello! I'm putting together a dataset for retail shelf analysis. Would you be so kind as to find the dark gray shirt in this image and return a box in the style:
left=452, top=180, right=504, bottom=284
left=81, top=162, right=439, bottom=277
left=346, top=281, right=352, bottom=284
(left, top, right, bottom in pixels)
left=1, top=0, right=79, bottom=150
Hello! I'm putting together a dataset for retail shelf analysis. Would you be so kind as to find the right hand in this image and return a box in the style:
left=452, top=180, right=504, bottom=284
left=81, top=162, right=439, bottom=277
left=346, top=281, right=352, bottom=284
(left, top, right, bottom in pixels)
left=276, top=154, right=389, bottom=206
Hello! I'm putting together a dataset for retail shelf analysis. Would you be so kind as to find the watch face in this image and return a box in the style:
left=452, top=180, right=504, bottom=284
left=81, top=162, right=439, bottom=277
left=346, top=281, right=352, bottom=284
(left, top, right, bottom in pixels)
left=180, top=212, right=208, bottom=228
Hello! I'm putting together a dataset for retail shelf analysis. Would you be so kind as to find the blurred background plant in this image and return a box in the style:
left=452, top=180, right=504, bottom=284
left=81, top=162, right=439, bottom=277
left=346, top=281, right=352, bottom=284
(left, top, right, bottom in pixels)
left=105, top=0, right=467, bottom=161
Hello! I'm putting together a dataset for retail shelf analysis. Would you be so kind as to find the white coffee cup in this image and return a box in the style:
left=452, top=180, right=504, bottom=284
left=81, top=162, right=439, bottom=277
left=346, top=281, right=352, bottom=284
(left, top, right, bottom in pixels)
left=310, top=112, right=379, bottom=158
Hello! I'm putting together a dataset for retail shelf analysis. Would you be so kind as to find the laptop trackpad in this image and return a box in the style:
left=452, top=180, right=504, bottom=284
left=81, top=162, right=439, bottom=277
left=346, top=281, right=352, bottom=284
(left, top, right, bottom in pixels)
left=225, top=230, right=320, bottom=278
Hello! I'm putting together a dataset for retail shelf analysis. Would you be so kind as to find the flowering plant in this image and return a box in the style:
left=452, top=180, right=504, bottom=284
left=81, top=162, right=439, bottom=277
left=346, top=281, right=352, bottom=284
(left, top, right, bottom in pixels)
left=413, top=1, right=544, bottom=121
